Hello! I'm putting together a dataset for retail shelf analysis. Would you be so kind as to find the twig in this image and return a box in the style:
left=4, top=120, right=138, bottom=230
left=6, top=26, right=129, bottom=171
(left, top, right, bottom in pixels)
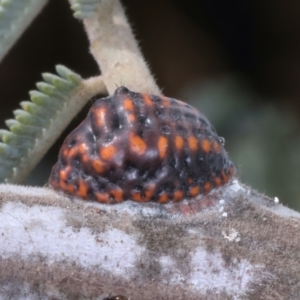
left=0, top=182, right=300, bottom=299
left=83, top=0, right=161, bottom=95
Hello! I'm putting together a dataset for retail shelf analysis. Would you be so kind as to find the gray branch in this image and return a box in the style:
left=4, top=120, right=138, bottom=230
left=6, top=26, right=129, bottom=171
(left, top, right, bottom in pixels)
left=1, top=182, right=299, bottom=299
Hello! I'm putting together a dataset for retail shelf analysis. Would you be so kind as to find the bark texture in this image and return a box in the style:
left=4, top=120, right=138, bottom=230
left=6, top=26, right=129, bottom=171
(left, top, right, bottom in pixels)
left=1, top=181, right=300, bottom=299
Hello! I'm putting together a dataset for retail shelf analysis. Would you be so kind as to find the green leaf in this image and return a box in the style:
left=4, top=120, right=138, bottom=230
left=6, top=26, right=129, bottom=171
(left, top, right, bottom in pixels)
left=55, top=65, right=81, bottom=85
left=71, top=3, right=96, bottom=14
left=42, top=73, right=75, bottom=91
left=6, top=119, right=42, bottom=136
left=70, top=0, right=101, bottom=20
left=0, top=64, right=83, bottom=183
left=20, top=101, right=50, bottom=116
left=0, top=165, right=12, bottom=178
left=36, top=82, right=66, bottom=99
left=0, top=156, right=15, bottom=167
left=0, top=0, right=48, bottom=63
left=29, top=91, right=62, bottom=109
left=0, top=129, right=34, bottom=148
left=0, top=64, right=83, bottom=182
left=13, top=109, right=48, bottom=127
left=0, top=142, right=26, bottom=158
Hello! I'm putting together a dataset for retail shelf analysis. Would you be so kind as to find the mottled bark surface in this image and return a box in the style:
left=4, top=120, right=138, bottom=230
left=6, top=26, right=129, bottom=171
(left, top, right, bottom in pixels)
left=1, top=181, right=300, bottom=299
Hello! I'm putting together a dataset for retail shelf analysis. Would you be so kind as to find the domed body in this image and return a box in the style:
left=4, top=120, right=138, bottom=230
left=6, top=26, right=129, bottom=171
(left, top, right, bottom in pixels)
left=49, top=87, right=235, bottom=203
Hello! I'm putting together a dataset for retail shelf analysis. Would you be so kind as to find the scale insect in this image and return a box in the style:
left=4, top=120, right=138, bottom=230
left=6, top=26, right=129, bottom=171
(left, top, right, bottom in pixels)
left=49, top=87, right=235, bottom=204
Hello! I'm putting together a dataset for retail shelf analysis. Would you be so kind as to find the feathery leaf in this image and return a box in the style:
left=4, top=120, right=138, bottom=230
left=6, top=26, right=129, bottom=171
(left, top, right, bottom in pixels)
left=0, top=0, right=48, bottom=62
left=0, top=65, right=83, bottom=183
left=70, top=0, right=102, bottom=19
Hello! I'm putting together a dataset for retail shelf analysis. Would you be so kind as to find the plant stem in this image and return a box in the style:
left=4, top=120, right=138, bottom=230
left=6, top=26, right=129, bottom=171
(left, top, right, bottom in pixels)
left=83, top=0, right=161, bottom=95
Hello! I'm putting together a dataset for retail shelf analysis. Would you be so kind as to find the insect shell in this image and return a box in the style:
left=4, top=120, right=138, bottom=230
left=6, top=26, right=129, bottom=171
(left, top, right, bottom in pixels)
left=49, top=87, right=235, bottom=204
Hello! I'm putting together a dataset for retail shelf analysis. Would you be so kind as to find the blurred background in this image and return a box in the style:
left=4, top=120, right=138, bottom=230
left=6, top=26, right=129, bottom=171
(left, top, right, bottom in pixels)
left=0, top=0, right=300, bottom=209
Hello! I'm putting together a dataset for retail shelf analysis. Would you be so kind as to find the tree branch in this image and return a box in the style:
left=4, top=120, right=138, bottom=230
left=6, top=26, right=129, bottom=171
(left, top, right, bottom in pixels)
left=1, top=182, right=299, bottom=299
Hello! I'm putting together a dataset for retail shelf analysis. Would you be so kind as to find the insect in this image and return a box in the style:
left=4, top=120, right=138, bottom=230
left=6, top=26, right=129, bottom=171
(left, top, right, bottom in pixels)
left=49, top=87, right=235, bottom=204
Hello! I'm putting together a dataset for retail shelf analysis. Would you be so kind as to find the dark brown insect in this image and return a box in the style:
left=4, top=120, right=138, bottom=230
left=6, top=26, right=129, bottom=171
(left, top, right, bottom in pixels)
left=49, top=87, right=235, bottom=203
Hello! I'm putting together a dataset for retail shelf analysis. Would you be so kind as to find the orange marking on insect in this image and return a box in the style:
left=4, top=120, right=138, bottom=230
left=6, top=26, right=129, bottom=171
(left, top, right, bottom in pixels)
left=131, top=191, right=143, bottom=202
left=96, top=192, right=110, bottom=203
left=58, top=166, right=75, bottom=194
left=110, top=189, right=124, bottom=202
left=95, top=107, right=106, bottom=127
left=158, top=136, right=168, bottom=158
left=201, top=139, right=211, bottom=153
left=144, top=183, right=156, bottom=201
left=77, top=180, right=88, bottom=198
left=130, top=132, right=147, bottom=155
left=143, top=93, right=153, bottom=106
left=59, top=166, right=72, bottom=182
left=63, top=149, right=68, bottom=157
left=129, top=114, right=136, bottom=122
left=124, top=98, right=134, bottom=111
left=100, top=145, right=117, bottom=160
left=158, top=193, right=168, bottom=203
left=221, top=171, right=229, bottom=183
left=214, top=176, right=222, bottom=187
left=61, top=182, right=75, bottom=194
left=78, top=143, right=89, bottom=155
left=68, top=147, right=78, bottom=158
left=173, top=190, right=184, bottom=202
left=203, top=182, right=212, bottom=194
left=189, top=186, right=200, bottom=197
left=92, top=159, right=104, bottom=173
left=188, top=178, right=193, bottom=184
left=212, top=140, right=220, bottom=153
left=175, top=136, right=184, bottom=150
left=188, top=136, right=198, bottom=151
left=82, top=154, right=90, bottom=163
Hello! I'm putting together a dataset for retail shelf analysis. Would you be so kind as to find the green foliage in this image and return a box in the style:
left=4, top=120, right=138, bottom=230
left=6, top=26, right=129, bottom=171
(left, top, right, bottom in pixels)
left=0, top=65, right=82, bottom=183
left=70, top=0, right=102, bottom=19
left=0, top=0, right=48, bottom=61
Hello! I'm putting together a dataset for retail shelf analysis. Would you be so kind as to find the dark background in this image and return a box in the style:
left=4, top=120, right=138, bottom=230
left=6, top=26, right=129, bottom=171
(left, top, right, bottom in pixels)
left=1, top=0, right=300, bottom=209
